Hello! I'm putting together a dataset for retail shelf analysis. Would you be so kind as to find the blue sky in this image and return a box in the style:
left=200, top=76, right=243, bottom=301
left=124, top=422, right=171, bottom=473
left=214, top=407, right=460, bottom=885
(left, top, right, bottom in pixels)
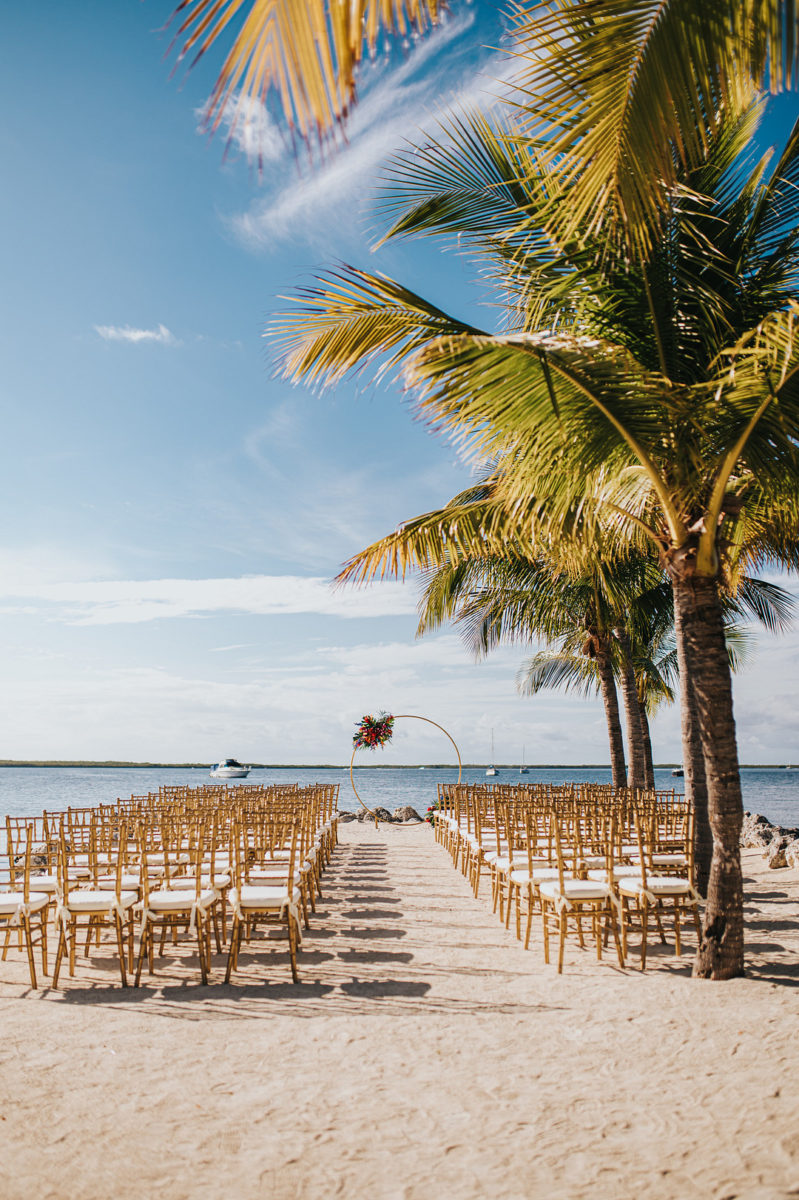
left=0, top=2, right=796, bottom=764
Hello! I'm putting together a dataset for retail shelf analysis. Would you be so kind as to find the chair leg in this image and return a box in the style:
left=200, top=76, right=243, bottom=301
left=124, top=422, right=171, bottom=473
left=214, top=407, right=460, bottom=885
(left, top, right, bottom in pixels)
left=653, top=904, right=666, bottom=945
left=287, top=916, right=299, bottom=984
left=692, top=902, right=702, bottom=941
left=640, top=898, right=649, bottom=971
left=557, top=909, right=567, bottom=974
left=114, top=914, right=128, bottom=987
left=134, top=925, right=150, bottom=986
left=22, top=915, right=37, bottom=989
left=523, top=886, right=534, bottom=951
left=673, top=901, right=682, bottom=956
left=52, top=925, right=68, bottom=988
left=224, top=916, right=240, bottom=983
left=39, top=914, right=49, bottom=976
left=195, top=912, right=208, bottom=984
left=68, top=917, right=76, bottom=976
left=541, top=904, right=550, bottom=965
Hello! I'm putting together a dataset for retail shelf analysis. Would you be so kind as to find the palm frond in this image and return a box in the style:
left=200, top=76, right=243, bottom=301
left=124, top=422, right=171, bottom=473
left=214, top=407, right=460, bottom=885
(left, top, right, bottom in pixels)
left=168, top=0, right=444, bottom=149
left=516, top=649, right=600, bottom=700
left=271, top=264, right=482, bottom=388
left=508, top=0, right=797, bottom=257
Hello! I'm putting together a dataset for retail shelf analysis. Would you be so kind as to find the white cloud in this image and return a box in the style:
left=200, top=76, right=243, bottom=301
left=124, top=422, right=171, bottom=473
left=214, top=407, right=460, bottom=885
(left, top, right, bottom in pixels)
left=197, top=93, right=285, bottom=162
left=228, top=11, right=518, bottom=248
left=94, top=323, right=176, bottom=345
left=0, top=574, right=416, bottom=625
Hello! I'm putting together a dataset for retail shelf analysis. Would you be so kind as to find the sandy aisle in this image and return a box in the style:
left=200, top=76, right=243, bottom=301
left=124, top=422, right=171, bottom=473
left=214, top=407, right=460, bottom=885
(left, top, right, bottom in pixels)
left=1, top=823, right=798, bottom=1200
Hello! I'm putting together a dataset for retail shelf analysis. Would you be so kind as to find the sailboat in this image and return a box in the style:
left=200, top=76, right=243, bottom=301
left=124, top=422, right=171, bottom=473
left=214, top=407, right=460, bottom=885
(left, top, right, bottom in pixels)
left=486, top=730, right=499, bottom=777
left=519, top=744, right=529, bottom=775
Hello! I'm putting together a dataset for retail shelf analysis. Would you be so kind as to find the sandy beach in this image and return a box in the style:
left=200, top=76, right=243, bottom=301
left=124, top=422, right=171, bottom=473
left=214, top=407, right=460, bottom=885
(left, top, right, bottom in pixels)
left=1, top=822, right=798, bottom=1200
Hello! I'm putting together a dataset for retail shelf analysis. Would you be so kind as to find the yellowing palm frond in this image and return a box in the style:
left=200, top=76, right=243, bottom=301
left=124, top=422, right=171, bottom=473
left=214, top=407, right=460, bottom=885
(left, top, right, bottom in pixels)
left=169, top=0, right=444, bottom=148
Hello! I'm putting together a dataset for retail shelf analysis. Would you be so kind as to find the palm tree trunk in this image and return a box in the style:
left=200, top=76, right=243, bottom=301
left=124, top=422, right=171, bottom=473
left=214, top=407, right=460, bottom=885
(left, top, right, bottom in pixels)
left=639, top=700, right=656, bottom=789
left=673, top=584, right=712, bottom=897
left=686, top=677, right=711, bottom=896
left=596, top=638, right=627, bottom=789
left=614, top=626, right=647, bottom=791
left=671, top=574, right=744, bottom=980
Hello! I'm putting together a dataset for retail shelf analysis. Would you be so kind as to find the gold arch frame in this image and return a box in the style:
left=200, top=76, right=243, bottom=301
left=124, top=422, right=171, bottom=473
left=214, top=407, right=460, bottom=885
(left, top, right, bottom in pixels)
left=349, top=714, right=462, bottom=826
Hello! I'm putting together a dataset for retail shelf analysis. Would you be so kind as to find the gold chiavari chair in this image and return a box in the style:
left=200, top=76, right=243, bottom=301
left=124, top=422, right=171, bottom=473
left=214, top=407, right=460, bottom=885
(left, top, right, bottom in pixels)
left=134, top=822, right=220, bottom=986
left=225, top=818, right=301, bottom=984
left=617, top=806, right=701, bottom=969
left=538, top=813, right=624, bottom=973
left=1, top=824, right=50, bottom=988
left=52, top=820, right=137, bottom=987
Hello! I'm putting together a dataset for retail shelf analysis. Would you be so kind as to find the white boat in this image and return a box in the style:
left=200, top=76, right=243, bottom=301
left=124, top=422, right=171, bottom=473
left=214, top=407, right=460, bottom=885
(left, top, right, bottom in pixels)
left=210, top=758, right=251, bottom=779
left=486, top=730, right=499, bottom=777
left=519, top=744, right=529, bottom=775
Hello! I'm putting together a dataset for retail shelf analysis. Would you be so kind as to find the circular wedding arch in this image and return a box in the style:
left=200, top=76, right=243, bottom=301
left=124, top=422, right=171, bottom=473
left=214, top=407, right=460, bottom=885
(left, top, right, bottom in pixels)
left=349, top=713, right=462, bottom=825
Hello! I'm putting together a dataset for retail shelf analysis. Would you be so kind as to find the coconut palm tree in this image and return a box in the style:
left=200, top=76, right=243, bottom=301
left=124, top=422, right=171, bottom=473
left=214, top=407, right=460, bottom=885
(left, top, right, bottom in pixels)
left=517, top=631, right=677, bottom=791
left=416, top=551, right=658, bottom=787
left=274, top=96, right=799, bottom=977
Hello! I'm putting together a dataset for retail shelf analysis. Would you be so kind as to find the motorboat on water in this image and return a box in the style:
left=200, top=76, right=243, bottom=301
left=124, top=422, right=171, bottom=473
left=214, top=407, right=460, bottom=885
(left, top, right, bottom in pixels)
left=672, top=767, right=685, bottom=777
left=210, top=758, right=251, bottom=779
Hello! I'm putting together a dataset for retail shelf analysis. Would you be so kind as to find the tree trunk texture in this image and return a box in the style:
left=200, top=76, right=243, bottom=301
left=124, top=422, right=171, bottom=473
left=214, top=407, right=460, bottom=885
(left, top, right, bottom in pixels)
left=673, top=584, right=712, bottom=897
left=596, top=638, right=627, bottom=789
left=671, top=574, right=744, bottom=979
left=687, top=677, right=711, bottom=896
left=639, top=701, right=656, bottom=789
left=614, top=626, right=647, bottom=791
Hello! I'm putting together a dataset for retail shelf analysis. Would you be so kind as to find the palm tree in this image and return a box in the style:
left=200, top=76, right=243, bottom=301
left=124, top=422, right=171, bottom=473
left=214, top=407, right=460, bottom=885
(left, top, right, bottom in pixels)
left=517, top=628, right=677, bottom=791
left=273, top=98, right=799, bottom=977
left=415, top=551, right=660, bottom=787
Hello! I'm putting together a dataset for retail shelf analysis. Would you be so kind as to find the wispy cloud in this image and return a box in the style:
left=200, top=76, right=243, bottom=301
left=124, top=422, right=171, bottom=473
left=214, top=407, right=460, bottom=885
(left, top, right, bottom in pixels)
left=0, top=574, right=416, bottom=625
left=227, top=11, right=514, bottom=249
left=197, top=93, right=286, bottom=162
left=94, top=323, right=177, bottom=345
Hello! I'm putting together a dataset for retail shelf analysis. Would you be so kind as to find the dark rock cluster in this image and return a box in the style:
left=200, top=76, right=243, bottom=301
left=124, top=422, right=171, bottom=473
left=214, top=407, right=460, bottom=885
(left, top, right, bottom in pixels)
left=337, top=805, right=424, bottom=824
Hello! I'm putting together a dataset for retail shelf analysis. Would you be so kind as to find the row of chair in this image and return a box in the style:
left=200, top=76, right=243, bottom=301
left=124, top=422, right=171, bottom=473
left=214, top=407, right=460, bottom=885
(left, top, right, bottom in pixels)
left=1, top=783, right=340, bottom=989
left=433, top=784, right=701, bottom=972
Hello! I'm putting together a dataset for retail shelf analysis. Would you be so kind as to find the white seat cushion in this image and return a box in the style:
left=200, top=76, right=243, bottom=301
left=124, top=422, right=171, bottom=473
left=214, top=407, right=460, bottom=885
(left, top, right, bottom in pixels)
left=587, top=865, right=645, bottom=881
left=144, top=888, right=216, bottom=912
left=0, top=890, right=50, bottom=915
left=231, top=885, right=300, bottom=910
left=618, top=875, right=696, bottom=898
left=63, top=889, right=138, bottom=913
left=96, top=874, right=142, bottom=890
left=539, top=879, right=612, bottom=903
left=510, top=868, right=560, bottom=884
left=170, top=874, right=231, bottom=890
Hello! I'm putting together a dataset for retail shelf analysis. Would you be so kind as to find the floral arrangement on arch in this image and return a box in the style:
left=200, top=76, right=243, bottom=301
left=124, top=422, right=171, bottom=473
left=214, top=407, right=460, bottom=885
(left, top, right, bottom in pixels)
left=353, top=712, right=395, bottom=750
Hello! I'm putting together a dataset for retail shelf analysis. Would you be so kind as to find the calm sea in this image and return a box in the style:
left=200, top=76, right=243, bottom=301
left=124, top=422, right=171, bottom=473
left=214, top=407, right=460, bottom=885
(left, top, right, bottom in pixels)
left=1, top=765, right=797, bottom=830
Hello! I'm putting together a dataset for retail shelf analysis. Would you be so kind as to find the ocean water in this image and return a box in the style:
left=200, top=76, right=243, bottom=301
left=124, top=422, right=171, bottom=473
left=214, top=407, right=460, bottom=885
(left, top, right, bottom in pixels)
left=1, top=765, right=797, bottom=830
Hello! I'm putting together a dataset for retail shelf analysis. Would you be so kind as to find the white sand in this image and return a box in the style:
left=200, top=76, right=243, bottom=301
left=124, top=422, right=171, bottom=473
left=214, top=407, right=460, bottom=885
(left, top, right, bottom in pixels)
left=1, top=823, right=798, bottom=1200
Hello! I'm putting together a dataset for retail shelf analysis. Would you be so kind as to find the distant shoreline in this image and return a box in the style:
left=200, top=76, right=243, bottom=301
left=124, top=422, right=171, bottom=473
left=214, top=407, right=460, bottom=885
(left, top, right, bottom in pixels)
left=0, top=761, right=791, bottom=771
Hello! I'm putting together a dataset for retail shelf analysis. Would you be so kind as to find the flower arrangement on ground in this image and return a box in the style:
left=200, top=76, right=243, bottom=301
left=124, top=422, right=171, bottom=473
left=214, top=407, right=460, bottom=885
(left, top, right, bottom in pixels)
left=353, top=711, right=395, bottom=750
left=425, top=800, right=440, bottom=825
